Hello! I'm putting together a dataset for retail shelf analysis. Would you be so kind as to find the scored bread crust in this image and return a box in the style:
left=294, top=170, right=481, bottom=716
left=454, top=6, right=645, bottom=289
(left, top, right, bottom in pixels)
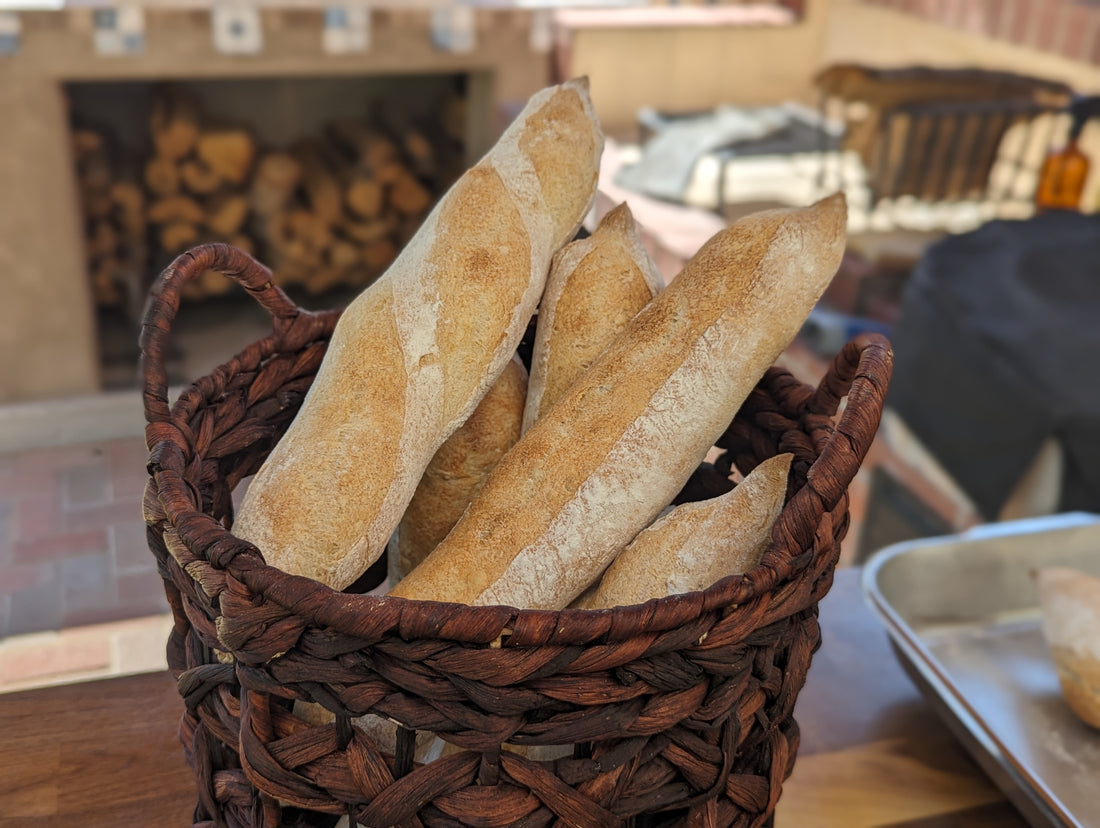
left=390, top=194, right=847, bottom=610
left=581, top=453, right=792, bottom=609
left=231, top=79, right=604, bottom=589
left=390, top=354, right=528, bottom=582
left=523, top=202, right=664, bottom=432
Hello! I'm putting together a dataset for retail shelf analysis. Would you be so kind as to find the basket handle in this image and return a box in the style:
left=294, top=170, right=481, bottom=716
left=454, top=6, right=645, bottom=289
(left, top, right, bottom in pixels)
left=767, top=332, right=893, bottom=567
left=139, top=243, right=305, bottom=427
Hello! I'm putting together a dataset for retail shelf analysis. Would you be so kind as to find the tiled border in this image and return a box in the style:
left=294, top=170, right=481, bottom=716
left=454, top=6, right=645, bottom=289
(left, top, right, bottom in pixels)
left=0, top=613, right=172, bottom=694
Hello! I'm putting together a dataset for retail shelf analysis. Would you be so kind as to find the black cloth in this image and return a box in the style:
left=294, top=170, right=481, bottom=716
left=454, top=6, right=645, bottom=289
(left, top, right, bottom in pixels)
left=887, top=210, right=1100, bottom=519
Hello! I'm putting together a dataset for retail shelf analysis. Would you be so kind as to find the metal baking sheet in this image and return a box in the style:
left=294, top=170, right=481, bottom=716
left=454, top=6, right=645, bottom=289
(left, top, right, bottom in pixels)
left=862, top=513, right=1100, bottom=828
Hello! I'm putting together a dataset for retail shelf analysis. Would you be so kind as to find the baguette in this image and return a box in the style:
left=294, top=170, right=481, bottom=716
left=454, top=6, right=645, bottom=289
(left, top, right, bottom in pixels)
left=232, top=79, right=604, bottom=589
left=1037, top=567, right=1100, bottom=729
left=389, top=354, right=528, bottom=583
left=390, top=194, right=847, bottom=609
left=523, top=202, right=663, bottom=432
left=576, top=453, right=792, bottom=609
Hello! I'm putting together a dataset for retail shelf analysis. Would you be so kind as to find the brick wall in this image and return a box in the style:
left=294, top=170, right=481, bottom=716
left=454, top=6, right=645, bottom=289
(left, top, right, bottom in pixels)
left=863, top=0, right=1100, bottom=64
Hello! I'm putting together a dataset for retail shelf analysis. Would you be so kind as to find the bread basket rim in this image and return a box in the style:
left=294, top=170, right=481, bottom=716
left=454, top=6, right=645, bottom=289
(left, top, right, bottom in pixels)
left=141, top=245, right=892, bottom=653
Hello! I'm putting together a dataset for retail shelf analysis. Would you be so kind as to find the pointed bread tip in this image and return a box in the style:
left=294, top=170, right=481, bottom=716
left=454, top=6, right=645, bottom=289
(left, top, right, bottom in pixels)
left=812, top=191, right=848, bottom=231
left=597, top=202, right=633, bottom=234
left=787, top=191, right=848, bottom=253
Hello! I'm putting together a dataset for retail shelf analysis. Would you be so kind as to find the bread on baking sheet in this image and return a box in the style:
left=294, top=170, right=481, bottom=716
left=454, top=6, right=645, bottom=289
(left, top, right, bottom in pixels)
left=390, top=194, right=847, bottom=610
left=523, top=201, right=663, bottom=432
left=231, top=79, right=604, bottom=589
left=1037, top=567, right=1100, bottom=729
left=389, top=354, right=528, bottom=584
left=575, top=452, right=792, bottom=609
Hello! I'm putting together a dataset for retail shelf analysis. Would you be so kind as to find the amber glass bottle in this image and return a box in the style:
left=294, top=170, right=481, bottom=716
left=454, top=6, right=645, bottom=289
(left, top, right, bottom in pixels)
left=1035, top=136, right=1088, bottom=211
left=1035, top=99, right=1096, bottom=212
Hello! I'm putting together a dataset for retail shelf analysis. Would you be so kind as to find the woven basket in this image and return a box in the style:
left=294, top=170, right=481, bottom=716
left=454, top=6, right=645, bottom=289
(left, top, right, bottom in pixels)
left=142, top=243, right=892, bottom=828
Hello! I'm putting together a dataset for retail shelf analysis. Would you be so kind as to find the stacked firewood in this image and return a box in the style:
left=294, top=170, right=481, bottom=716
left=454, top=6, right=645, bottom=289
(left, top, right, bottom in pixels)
left=254, top=119, right=439, bottom=296
left=143, top=85, right=259, bottom=300
left=72, top=128, right=147, bottom=314
left=76, top=83, right=463, bottom=311
left=146, top=85, right=457, bottom=301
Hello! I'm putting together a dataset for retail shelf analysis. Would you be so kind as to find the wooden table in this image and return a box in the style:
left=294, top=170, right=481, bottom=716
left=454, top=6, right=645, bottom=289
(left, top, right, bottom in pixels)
left=0, top=569, right=1026, bottom=828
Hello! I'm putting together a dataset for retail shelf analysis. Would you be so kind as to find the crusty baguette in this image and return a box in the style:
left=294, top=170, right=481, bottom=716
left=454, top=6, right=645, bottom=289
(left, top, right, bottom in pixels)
left=389, top=354, right=528, bottom=583
left=232, top=79, right=604, bottom=589
left=390, top=194, right=847, bottom=609
left=1037, top=567, right=1100, bottom=728
left=523, top=202, right=663, bottom=432
left=576, top=453, right=792, bottom=609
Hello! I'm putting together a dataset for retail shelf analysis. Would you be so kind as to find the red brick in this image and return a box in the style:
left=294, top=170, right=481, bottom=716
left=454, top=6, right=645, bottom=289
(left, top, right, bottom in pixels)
left=1009, top=0, right=1036, bottom=45
left=111, top=468, right=151, bottom=501
left=0, top=501, right=11, bottom=566
left=905, top=0, right=927, bottom=19
left=16, top=493, right=61, bottom=540
left=1079, top=11, right=1100, bottom=63
left=111, top=520, right=156, bottom=573
left=116, top=571, right=171, bottom=618
left=1061, top=5, right=1092, bottom=60
left=920, top=0, right=944, bottom=23
left=60, top=552, right=118, bottom=628
left=0, top=456, right=15, bottom=497
left=1090, top=21, right=1100, bottom=64
left=0, top=466, right=44, bottom=498
left=961, top=0, right=990, bottom=33
left=936, top=0, right=959, bottom=26
left=1034, top=1, right=1062, bottom=51
left=63, top=498, right=143, bottom=533
left=995, top=0, right=1020, bottom=39
left=984, top=0, right=1007, bottom=36
left=105, top=438, right=150, bottom=470
left=61, top=462, right=110, bottom=509
left=8, top=577, right=63, bottom=635
left=106, top=438, right=152, bottom=500
left=11, top=444, right=103, bottom=482
left=0, top=562, right=55, bottom=596
left=62, top=605, right=133, bottom=628
left=13, top=529, right=109, bottom=565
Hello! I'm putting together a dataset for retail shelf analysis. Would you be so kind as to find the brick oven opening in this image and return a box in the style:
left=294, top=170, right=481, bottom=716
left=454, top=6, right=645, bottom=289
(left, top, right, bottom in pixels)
left=66, top=72, right=474, bottom=390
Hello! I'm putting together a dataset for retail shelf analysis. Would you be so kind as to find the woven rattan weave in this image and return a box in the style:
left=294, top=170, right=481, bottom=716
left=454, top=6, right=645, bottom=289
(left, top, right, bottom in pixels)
left=141, top=243, right=892, bottom=828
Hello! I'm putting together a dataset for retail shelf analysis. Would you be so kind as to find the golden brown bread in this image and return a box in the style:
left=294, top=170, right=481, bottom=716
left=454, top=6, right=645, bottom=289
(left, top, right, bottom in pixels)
left=390, top=194, right=847, bottom=610
left=389, top=354, right=528, bottom=583
left=230, top=79, right=603, bottom=589
left=576, top=453, right=792, bottom=609
left=1037, top=567, right=1100, bottom=729
left=523, top=202, right=663, bottom=432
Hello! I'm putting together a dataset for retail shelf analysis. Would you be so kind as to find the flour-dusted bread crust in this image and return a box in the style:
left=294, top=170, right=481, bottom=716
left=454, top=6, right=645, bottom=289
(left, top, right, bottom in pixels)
left=232, top=79, right=604, bottom=589
left=389, top=354, right=528, bottom=583
left=577, top=453, right=792, bottom=609
left=1037, top=567, right=1100, bottom=728
left=523, top=202, right=663, bottom=432
left=390, top=194, right=847, bottom=609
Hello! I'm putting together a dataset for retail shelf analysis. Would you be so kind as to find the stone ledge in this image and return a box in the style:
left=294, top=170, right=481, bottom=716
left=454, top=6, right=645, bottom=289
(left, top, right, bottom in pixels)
left=0, top=388, right=182, bottom=454
left=0, top=613, right=173, bottom=695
